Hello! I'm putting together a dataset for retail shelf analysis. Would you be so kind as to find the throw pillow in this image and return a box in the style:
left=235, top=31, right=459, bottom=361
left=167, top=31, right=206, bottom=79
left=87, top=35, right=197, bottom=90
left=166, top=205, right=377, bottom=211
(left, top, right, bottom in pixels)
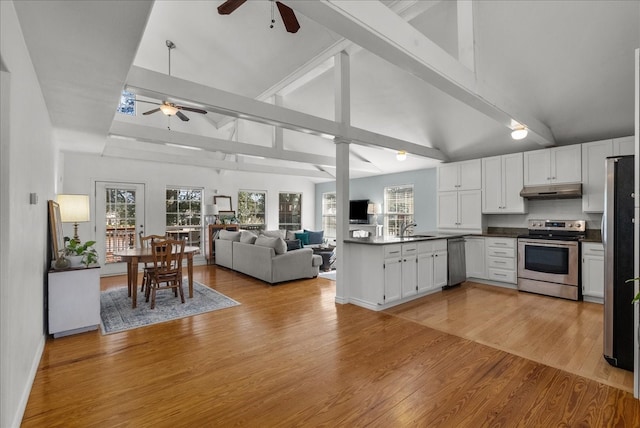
left=218, top=230, right=241, bottom=241
left=240, top=230, right=258, bottom=244
left=254, top=235, right=287, bottom=255
left=262, top=229, right=286, bottom=240
left=294, top=232, right=310, bottom=246
left=304, top=229, right=324, bottom=245
left=286, top=230, right=303, bottom=241
left=285, top=239, right=301, bottom=251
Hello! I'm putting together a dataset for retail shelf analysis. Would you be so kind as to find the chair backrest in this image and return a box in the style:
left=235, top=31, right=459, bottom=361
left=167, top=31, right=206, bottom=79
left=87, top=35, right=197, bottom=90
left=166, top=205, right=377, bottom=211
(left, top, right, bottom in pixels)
left=139, top=232, right=167, bottom=249
left=151, top=238, right=185, bottom=275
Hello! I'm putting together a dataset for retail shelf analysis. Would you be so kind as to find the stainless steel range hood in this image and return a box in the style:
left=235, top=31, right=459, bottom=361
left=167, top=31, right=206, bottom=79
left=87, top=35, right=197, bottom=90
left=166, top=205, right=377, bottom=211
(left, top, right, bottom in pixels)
left=519, top=183, right=582, bottom=199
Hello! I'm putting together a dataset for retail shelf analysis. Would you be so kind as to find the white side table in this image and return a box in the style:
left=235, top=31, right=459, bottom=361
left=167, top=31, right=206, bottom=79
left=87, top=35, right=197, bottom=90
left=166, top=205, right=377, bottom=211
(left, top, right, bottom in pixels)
left=48, top=266, right=100, bottom=338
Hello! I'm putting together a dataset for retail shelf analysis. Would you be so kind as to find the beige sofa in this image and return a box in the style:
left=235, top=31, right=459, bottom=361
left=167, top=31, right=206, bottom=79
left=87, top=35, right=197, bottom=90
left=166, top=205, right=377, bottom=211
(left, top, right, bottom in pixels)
left=215, top=230, right=322, bottom=284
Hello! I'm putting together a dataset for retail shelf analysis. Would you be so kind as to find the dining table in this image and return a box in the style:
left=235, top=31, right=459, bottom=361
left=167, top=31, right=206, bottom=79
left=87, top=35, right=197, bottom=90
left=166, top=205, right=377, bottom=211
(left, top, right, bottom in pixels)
left=114, top=246, right=200, bottom=308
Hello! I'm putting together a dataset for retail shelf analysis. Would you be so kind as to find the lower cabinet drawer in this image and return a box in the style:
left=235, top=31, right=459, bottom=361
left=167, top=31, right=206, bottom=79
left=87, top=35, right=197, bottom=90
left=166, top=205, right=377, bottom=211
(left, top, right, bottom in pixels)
left=488, top=268, right=516, bottom=284
left=487, top=247, right=515, bottom=258
left=487, top=256, right=515, bottom=270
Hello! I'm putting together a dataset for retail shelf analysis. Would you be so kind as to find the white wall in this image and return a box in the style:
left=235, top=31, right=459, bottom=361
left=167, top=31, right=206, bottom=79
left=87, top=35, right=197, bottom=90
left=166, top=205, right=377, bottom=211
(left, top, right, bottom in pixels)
left=0, top=2, right=56, bottom=426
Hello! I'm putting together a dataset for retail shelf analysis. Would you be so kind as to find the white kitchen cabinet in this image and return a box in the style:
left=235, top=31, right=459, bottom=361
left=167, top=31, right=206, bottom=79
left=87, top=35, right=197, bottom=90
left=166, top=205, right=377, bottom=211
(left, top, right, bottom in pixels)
left=48, top=267, right=101, bottom=338
left=437, top=189, right=482, bottom=231
left=465, top=236, right=487, bottom=279
left=401, top=243, right=418, bottom=297
left=582, top=242, right=604, bottom=303
left=613, top=136, right=635, bottom=156
left=383, top=245, right=403, bottom=303
left=523, top=145, right=581, bottom=186
left=437, top=159, right=481, bottom=191
left=485, top=237, right=517, bottom=284
left=417, top=240, right=448, bottom=293
left=482, top=153, right=527, bottom=214
left=581, top=136, right=634, bottom=213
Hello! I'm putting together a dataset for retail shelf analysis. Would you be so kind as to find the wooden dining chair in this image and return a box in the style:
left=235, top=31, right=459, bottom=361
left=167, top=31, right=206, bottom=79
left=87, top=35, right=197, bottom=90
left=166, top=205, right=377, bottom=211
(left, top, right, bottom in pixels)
left=145, top=238, right=185, bottom=309
left=139, top=232, right=167, bottom=293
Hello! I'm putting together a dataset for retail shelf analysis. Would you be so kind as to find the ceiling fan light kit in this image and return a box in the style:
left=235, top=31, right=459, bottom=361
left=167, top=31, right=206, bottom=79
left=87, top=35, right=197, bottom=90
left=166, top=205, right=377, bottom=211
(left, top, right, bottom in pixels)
left=139, top=40, right=208, bottom=122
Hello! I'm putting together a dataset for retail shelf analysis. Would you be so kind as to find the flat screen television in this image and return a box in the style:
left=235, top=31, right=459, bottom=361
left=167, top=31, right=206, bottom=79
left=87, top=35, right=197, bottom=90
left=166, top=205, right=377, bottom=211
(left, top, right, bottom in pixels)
left=349, top=199, right=370, bottom=224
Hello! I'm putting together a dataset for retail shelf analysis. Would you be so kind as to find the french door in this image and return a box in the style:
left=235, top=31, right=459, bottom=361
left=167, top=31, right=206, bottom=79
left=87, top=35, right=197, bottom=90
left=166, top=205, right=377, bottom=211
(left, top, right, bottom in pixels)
left=95, top=182, right=145, bottom=275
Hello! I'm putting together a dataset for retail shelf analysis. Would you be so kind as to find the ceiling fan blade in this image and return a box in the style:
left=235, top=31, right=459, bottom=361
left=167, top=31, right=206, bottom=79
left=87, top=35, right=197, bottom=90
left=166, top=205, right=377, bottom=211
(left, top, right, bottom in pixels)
left=177, top=106, right=207, bottom=115
left=276, top=2, right=300, bottom=33
left=218, top=0, right=247, bottom=15
left=176, top=111, right=190, bottom=122
left=142, top=108, right=161, bottom=116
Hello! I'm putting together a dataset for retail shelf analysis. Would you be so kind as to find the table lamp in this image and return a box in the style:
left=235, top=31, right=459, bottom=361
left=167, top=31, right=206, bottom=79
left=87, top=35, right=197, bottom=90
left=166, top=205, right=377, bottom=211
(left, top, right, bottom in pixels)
left=367, top=203, right=381, bottom=225
left=57, top=194, right=90, bottom=242
left=204, top=204, right=219, bottom=225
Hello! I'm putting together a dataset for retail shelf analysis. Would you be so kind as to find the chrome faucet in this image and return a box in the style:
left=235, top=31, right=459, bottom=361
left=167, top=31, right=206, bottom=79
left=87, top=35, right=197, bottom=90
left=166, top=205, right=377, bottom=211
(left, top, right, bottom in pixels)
left=400, top=222, right=417, bottom=237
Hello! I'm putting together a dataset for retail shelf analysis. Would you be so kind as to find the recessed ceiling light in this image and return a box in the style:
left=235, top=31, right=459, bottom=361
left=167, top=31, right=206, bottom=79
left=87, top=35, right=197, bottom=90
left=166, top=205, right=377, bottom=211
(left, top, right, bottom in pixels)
left=511, top=126, right=528, bottom=140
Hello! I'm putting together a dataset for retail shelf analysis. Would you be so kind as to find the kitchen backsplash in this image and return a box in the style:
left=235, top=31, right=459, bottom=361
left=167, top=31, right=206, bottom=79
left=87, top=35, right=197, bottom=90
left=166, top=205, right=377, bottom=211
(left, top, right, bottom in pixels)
left=484, top=198, right=603, bottom=230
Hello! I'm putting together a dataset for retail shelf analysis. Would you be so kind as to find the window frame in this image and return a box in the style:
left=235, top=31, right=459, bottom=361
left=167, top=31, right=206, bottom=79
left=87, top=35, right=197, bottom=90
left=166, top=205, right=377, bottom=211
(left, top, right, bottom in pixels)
left=383, top=184, right=414, bottom=238
left=237, top=190, right=267, bottom=229
left=321, top=192, right=337, bottom=240
left=165, top=186, right=203, bottom=248
left=278, top=192, right=302, bottom=231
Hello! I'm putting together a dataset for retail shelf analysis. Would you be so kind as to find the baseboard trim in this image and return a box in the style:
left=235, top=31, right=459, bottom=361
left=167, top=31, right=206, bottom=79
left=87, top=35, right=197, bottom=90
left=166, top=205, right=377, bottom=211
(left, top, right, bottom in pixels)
left=11, top=334, right=45, bottom=428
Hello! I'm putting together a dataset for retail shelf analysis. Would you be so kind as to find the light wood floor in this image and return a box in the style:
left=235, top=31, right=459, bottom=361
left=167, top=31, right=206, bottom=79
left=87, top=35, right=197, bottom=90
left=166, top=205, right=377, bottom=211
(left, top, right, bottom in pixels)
left=386, top=281, right=634, bottom=393
left=22, top=266, right=640, bottom=427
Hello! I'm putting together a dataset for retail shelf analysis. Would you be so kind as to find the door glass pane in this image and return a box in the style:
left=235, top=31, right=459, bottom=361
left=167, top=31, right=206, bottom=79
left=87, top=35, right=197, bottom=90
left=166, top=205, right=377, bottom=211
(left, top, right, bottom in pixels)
left=105, top=188, right=137, bottom=263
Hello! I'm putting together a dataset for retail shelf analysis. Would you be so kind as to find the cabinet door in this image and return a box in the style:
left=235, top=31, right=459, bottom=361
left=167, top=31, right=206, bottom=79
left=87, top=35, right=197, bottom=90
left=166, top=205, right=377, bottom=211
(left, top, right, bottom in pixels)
left=437, top=191, right=459, bottom=229
left=551, top=145, right=581, bottom=183
left=457, top=190, right=482, bottom=230
left=502, top=153, right=526, bottom=213
left=417, top=252, right=434, bottom=293
left=433, top=250, right=448, bottom=288
left=437, top=163, right=460, bottom=191
left=613, top=136, right=635, bottom=156
left=465, top=237, right=486, bottom=279
left=582, top=140, right=612, bottom=213
left=582, top=254, right=604, bottom=298
left=402, top=254, right=418, bottom=297
left=524, top=149, right=551, bottom=185
left=383, top=257, right=402, bottom=303
left=482, top=156, right=502, bottom=213
left=458, top=159, right=482, bottom=190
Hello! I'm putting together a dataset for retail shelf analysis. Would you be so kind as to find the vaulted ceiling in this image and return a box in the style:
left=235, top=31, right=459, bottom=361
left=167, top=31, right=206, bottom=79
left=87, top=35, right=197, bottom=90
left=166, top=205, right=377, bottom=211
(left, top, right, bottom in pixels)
left=13, top=0, right=640, bottom=182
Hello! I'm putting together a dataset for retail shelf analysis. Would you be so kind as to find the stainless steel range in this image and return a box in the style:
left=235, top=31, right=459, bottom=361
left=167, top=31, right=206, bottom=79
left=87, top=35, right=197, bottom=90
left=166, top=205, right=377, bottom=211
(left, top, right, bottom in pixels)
left=517, top=219, right=586, bottom=300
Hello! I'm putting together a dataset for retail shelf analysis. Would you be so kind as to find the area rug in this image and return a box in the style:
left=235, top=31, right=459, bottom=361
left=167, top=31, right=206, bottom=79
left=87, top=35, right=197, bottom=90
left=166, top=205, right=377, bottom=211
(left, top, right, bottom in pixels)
left=318, top=270, right=336, bottom=281
left=100, top=281, right=240, bottom=334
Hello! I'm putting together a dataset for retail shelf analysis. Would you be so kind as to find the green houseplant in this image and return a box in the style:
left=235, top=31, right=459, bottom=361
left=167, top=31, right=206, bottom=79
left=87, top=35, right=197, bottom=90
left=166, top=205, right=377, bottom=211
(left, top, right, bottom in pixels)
left=64, top=237, right=98, bottom=268
left=629, top=277, right=640, bottom=303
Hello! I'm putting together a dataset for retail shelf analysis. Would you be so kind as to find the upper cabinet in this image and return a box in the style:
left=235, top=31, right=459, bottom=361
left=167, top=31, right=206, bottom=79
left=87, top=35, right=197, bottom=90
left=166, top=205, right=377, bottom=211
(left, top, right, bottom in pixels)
left=523, top=145, right=582, bottom=186
left=482, top=153, right=527, bottom=214
left=437, top=159, right=481, bottom=192
left=582, top=136, right=634, bottom=213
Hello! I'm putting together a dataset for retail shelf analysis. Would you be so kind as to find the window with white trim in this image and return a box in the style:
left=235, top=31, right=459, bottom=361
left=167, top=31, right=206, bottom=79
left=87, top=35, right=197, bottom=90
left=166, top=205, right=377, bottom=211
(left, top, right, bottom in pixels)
left=117, top=90, right=135, bottom=116
left=237, top=190, right=266, bottom=229
left=165, top=187, right=203, bottom=248
left=279, top=192, right=302, bottom=231
left=384, top=185, right=414, bottom=237
left=322, top=192, right=336, bottom=240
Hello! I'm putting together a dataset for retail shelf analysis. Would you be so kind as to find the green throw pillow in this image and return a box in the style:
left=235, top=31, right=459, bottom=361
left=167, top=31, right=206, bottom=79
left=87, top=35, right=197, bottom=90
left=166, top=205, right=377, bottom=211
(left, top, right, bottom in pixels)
left=294, top=232, right=310, bottom=246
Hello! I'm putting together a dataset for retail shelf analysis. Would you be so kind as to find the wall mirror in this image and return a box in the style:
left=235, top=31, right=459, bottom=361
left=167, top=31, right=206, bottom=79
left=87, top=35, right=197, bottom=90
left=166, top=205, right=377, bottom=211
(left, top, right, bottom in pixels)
left=214, top=195, right=232, bottom=211
left=48, top=200, right=65, bottom=260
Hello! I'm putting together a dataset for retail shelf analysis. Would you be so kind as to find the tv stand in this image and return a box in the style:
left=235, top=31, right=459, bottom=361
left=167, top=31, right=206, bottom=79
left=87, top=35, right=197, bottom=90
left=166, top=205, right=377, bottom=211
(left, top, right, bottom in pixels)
left=349, top=223, right=383, bottom=237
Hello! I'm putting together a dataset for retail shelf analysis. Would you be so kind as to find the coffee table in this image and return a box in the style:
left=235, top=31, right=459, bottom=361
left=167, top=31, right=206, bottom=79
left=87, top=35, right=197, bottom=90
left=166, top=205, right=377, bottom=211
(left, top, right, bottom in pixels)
left=312, top=246, right=336, bottom=272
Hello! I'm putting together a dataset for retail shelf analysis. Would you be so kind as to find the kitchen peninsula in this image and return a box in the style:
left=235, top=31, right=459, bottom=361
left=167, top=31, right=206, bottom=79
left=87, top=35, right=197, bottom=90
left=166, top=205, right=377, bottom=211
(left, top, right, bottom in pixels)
left=342, top=232, right=465, bottom=311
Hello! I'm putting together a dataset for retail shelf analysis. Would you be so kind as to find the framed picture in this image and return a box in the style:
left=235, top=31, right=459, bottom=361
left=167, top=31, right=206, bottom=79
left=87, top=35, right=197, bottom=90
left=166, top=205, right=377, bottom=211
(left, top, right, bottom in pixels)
left=48, top=200, right=65, bottom=260
left=214, top=195, right=232, bottom=211
left=218, top=210, right=236, bottom=224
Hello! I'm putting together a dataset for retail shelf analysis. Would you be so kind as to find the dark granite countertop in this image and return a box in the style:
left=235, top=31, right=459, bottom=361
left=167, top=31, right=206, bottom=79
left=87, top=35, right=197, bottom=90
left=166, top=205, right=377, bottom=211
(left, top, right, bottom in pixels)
left=344, top=231, right=466, bottom=245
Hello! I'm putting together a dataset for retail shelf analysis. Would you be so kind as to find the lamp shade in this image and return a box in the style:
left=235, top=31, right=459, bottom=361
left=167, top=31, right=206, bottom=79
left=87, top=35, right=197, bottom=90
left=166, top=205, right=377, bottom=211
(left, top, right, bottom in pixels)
left=367, top=203, right=380, bottom=214
left=204, top=204, right=216, bottom=215
left=57, top=194, right=90, bottom=222
left=212, top=204, right=219, bottom=215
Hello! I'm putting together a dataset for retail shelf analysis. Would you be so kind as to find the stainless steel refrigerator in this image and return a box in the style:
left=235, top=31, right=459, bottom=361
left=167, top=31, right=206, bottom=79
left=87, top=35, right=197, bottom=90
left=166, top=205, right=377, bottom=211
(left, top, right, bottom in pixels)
left=603, top=155, right=635, bottom=371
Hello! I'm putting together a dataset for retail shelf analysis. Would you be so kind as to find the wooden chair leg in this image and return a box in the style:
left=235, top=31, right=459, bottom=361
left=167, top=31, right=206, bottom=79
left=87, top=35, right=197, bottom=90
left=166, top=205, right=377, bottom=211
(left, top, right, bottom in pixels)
left=150, top=287, right=156, bottom=309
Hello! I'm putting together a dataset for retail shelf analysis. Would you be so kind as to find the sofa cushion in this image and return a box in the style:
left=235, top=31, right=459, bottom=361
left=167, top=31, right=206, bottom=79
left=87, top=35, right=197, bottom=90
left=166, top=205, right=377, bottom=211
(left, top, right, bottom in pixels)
left=294, top=232, right=310, bottom=246
left=304, top=229, right=324, bottom=245
left=255, top=235, right=287, bottom=255
left=218, top=230, right=241, bottom=241
left=262, top=229, right=286, bottom=239
left=240, top=230, right=258, bottom=244
left=286, top=229, right=303, bottom=241
left=285, top=239, right=301, bottom=251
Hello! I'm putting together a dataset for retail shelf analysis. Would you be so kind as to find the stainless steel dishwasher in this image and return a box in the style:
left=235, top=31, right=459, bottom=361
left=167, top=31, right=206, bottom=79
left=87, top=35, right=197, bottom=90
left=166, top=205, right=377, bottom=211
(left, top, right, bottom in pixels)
left=445, top=237, right=467, bottom=288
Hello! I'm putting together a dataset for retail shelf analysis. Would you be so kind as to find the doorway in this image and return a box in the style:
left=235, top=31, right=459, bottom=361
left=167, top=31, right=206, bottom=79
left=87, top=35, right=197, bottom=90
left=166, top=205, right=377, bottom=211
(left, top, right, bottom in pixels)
left=95, top=182, right=145, bottom=275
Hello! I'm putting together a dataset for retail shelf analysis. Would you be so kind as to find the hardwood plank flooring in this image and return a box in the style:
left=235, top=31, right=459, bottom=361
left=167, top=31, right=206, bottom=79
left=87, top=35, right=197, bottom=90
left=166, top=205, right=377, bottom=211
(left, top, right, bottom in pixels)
left=22, top=267, right=639, bottom=427
left=386, top=281, right=634, bottom=392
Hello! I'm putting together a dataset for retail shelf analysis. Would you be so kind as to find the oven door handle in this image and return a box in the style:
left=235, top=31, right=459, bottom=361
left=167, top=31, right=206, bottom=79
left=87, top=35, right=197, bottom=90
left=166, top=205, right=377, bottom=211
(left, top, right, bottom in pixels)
left=518, top=239, right=578, bottom=248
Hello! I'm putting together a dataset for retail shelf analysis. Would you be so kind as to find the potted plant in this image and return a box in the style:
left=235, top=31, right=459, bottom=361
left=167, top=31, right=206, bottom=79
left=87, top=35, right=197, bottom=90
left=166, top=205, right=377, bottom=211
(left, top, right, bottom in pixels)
left=64, top=237, right=98, bottom=268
